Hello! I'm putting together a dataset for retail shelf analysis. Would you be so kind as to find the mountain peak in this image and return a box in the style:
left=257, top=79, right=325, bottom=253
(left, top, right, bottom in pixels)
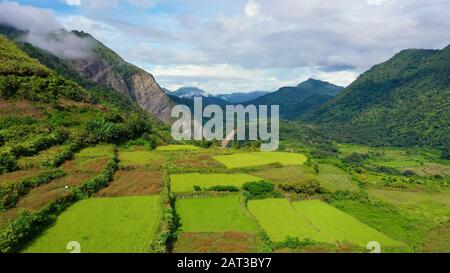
left=172, top=87, right=207, bottom=98
left=298, top=78, right=335, bottom=87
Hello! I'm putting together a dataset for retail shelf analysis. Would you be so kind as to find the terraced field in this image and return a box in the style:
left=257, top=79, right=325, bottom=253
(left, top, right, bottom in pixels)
left=170, top=173, right=262, bottom=193
left=156, top=145, right=201, bottom=151
left=24, top=196, right=161, bottom=253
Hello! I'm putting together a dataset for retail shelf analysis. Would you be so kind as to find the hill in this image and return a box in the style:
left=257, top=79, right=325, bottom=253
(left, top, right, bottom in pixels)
left=306, top=45, right=450, bottom=154
left=247, top=79, right=344, bottom=119
left=0, top=34, right=169, bottom=174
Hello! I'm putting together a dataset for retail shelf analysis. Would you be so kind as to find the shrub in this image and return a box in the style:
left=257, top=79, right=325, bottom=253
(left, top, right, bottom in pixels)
left=243, top=181, right=280, bottom=199
left=0, top=152, right=17, bottom=175
left=343, top=153, right=369, bottom=168
left=325, top=190, right=369, bottom=203
left=0, top=134, right=4, bottom=147
left=272, top=237, right=316, bottom=250
left=193, top=185, right=202, bottom=192
left=279, top=179, right=323, bottom=195
left=206, top=185, right=239, bottom=192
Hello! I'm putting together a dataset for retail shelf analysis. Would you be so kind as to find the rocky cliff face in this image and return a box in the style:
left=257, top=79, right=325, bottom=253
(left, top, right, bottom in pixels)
left=68, top=57, right=172, bottom=122
left=65, top=31, right=173, bottom=122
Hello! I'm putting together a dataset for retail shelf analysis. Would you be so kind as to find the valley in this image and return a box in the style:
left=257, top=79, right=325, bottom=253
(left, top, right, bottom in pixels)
left=1, top=140, right=448, bottom=253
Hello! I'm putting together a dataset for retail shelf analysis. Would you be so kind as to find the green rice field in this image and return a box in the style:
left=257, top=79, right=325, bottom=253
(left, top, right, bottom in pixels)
left=248, top=198, right=400, bottom=247
left=170, top=173, right=262, bottom=193
left=214, top=152, right=307, bottom=169
left=176, top=195, right=258, bottom=233
left=23, top=196, right=161, bottom=253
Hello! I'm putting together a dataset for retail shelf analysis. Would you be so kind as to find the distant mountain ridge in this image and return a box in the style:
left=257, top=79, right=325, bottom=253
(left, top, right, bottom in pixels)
left=216, top=91, right=269, bottom=103
left=246, top=79, right=344, bottom=120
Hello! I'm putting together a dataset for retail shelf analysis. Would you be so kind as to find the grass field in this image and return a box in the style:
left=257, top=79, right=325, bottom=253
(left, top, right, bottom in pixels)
left=75, top=145, right=115, bottom=165
left=118, top=150, right=164, bottom=167
left=214, top=152, right=307, bottom=169
left=24, top=196, right=161, bottom=253
left=170, top=173, right=262, bottom=193
left=368, top=188, right=450, bottom=219
left=248, top=198, right=399, bottom=247
left=318, top=164, right=358, bottom=192
left=156, top=145, right=201, bottom=151
left=176, top=195, right=258, bottom=233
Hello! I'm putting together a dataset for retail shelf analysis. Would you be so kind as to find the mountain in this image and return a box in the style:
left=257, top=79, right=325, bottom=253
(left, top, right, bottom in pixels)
left=216, top=91, right=269, bottom=103
left=168, top=86, right=230, bottom=109
left=0, top=25, right=172, bottom=122
left=306, top=45, right=450, bottom=152
left=0, top=34, right=168, bottom=173
left=246, top=79, right=344, bottom=119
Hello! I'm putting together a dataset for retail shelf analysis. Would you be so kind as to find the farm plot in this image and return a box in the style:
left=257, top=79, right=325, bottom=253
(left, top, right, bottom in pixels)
left=292, top=200, right=401, bottom=247
left=156, top=145, right=201, bottom=151
left=248, top=198, right=331, bottom=243
left=97, top=149, right=165, bottom=197
left=118, top=150, right=165, bottom=168
left=176, top=195, right=258, bottom=233
left=170, top=173, right=262, bottom=193
left=248, top=198, right=399, bottom=247
left=214, top=152, right=307, bottom=169
left=24, top=195, right=160, bottom=253
left=96, top=169, right=163, bottom=197
left=251, top=165, right=317, bottom=184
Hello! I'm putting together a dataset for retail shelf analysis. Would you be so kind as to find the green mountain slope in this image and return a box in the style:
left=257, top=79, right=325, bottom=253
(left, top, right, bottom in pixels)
left=0, top=35, right=168, bottom=174
left=306, top=45, right=450, bottom=153
left=247, top=79, right=344, bottom=120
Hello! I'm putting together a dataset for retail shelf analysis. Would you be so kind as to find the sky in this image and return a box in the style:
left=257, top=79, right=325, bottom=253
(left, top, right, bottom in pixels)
left=0, top=0, right=450, bottom=94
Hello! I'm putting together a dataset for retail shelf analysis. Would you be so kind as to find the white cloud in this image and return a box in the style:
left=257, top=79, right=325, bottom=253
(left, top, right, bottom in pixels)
left=2, top=0, right=450, bottom=93
left=65, top=0, right=81, bottom=6
left=0, top=1, right=93, bottom=59
left=245, top=0, right=260, bottom=17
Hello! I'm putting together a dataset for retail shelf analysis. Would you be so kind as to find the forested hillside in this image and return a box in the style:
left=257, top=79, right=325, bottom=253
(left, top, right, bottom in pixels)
left=306, top=46, right=450, bottom=156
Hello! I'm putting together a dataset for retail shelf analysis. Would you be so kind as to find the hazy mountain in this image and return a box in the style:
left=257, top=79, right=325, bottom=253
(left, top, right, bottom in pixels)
left=306, top=45, right=450, bottom=152
left=0, top=25, right=172, bottom=122
left=246, top=79, right=344, bottom=120
left=215, top=91, right=269, bottom=103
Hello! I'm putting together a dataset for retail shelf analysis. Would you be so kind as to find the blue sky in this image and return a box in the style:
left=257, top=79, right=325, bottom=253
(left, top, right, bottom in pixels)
left=1, top=0, right=450, bottom=93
